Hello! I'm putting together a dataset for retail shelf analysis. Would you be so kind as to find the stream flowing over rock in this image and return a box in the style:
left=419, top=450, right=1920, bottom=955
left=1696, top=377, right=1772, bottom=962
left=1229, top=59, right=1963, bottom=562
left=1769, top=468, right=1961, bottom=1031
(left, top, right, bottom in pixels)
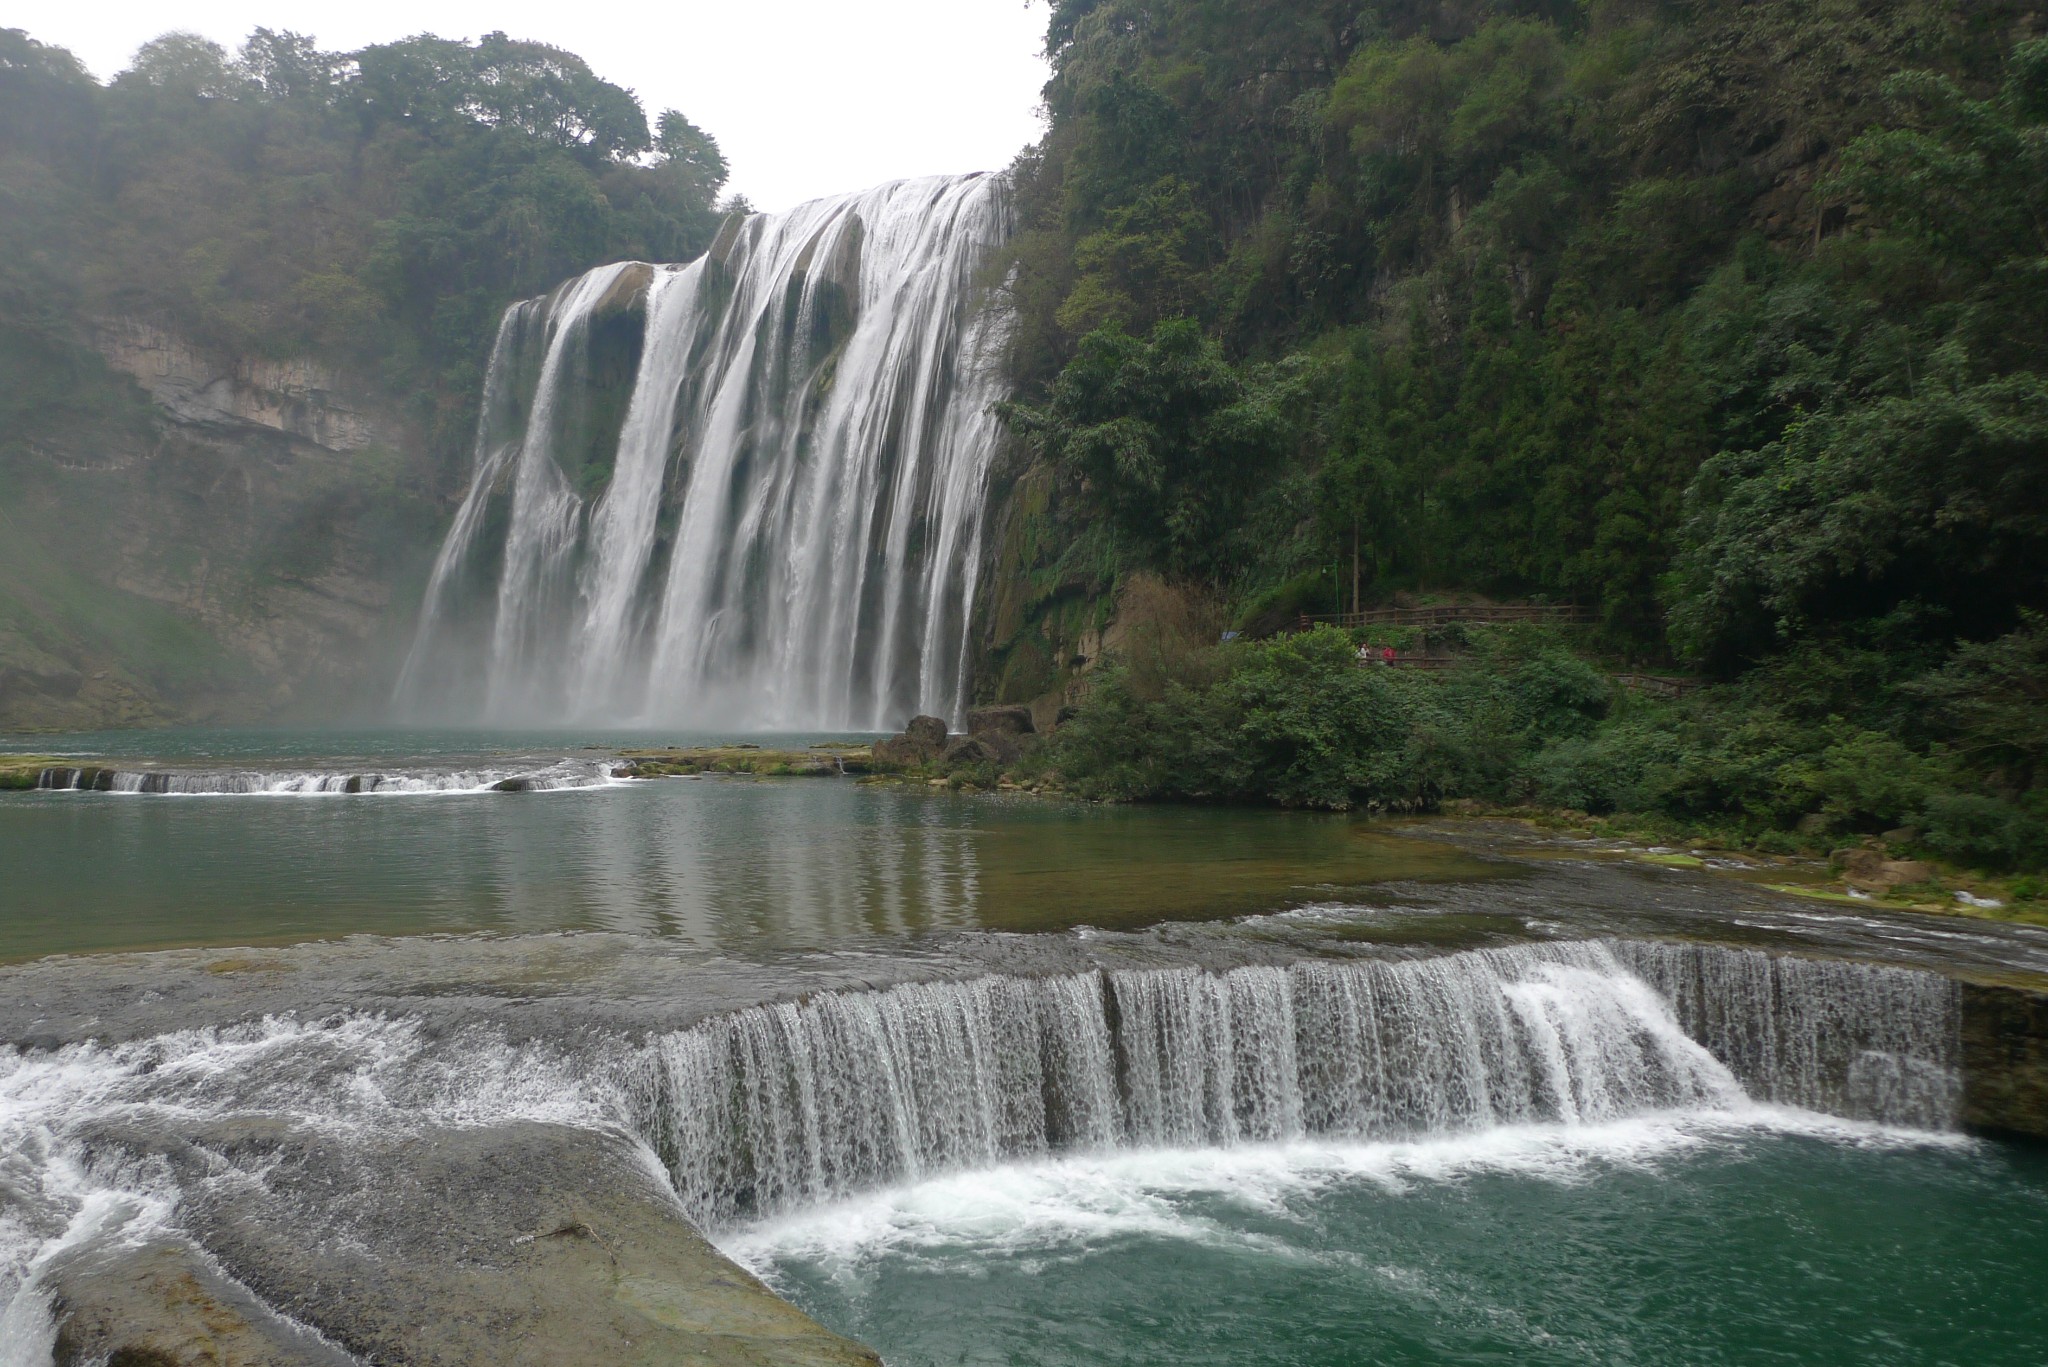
left=396, top=174, right=1014, bottom=729
left=0, top=930, right=1995, bottom=1364
left=625, top=940, right=1962, bottom=1226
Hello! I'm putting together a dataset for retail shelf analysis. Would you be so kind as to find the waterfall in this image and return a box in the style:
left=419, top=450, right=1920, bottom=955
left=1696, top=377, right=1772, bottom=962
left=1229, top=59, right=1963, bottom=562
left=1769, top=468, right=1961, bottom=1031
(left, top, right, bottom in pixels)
left=626, top=941, right=1962, bottom=1226
left=395, top=173, right=1013, bottom=729
left=31, top=760, right=615, bottom=794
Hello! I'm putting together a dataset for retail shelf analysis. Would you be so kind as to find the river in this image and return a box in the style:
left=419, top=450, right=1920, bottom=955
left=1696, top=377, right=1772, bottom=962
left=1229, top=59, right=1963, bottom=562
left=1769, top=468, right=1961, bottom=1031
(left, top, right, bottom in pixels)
left=2, top=728, right=2045, bottom=1365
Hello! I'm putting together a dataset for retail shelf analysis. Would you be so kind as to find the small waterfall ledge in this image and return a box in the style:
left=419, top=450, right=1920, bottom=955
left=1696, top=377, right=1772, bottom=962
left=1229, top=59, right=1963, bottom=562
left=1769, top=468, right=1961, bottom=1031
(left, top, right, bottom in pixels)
left=396, top=174, right=1014, bottom=730
left=621, top=940, right=1970, bottom=1227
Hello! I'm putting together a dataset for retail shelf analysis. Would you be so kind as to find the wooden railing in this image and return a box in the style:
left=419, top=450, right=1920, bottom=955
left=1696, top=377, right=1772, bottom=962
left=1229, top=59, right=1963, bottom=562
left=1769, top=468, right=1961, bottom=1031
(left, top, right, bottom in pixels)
left=1298, top=603, right=1594, bottom=631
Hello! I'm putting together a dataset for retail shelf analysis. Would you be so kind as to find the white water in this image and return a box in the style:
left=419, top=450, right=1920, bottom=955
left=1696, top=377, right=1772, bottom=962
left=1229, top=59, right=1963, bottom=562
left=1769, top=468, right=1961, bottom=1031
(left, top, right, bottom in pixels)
left=0, top=940, right=1965, bottom=1363
left=722, top=1110, right=1967, bottom=1274
left=397, top=173, right=1014, bottom=730
left=33, top=758, right=619, bottom=795
left=629, top=941, right=1962, bottom=1227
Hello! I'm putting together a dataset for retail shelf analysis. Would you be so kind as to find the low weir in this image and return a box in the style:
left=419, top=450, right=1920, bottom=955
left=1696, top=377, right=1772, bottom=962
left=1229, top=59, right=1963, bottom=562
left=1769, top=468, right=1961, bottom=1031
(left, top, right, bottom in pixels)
left=626, top=940, right=1963, bottom=1226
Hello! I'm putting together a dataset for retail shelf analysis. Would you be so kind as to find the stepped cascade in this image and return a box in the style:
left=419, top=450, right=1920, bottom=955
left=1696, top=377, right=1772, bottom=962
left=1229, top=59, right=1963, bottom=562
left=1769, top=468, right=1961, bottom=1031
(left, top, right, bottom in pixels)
left=397, top=174, right=1013, bottom=728
left=625, top=941, right=1962, bottom=1226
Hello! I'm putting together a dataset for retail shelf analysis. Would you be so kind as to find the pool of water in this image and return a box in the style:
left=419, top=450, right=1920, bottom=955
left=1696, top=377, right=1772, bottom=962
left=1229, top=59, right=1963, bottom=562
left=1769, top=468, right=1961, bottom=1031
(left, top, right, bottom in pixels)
left=734, top=1117, right=2048, bottom=1367
left=0, top=728, right=1499, bottom=960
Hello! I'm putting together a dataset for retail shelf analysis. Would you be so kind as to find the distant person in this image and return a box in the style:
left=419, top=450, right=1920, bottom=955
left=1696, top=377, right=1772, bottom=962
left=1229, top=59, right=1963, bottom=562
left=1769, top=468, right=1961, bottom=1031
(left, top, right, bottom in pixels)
left=1356, top=643, right=1372, bottom=664
left=1381, top=645, right=1397, bottom=666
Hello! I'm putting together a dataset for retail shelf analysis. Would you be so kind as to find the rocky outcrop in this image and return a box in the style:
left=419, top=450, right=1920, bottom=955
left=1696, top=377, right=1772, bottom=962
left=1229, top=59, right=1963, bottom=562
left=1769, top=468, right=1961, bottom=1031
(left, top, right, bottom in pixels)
left=94, top=318, right=379, bottom=453
left=1832, top=846, right=1937, bottom=892
left=1, top=319, right=437, bottom=729
left=49, top=1240, right=358, bottom=1367
left=873, top=714, right=949, bottom=768
left=964, top=704, right=1036, bottom=764
left=61, top=1119, right=880, bottom=1367
left=1961, top=979, right=2048, bottom=1139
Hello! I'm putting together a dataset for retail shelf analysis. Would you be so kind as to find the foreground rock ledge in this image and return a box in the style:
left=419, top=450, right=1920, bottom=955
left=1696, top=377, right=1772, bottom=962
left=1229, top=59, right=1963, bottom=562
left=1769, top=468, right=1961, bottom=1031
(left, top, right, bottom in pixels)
left=51, top=1121, right=879, bottom=1367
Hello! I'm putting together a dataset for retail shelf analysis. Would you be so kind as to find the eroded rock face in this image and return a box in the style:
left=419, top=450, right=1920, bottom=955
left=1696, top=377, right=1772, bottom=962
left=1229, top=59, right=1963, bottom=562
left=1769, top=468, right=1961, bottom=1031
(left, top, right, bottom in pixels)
left=63, top=1119, right=879, bottom=1367
left=873, top=715, right=951, bottom=768
left=1961, top=981, right=2048, bottom=1139
left=2, top=318, right=436, bottom=730
left=95, top=318, right=379, bottom=453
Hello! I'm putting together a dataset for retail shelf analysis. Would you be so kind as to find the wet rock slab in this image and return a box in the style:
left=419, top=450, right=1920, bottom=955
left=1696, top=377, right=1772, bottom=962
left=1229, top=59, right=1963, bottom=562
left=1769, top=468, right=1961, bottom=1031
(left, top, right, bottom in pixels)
left=62, top=1120, right=878, bottom=1367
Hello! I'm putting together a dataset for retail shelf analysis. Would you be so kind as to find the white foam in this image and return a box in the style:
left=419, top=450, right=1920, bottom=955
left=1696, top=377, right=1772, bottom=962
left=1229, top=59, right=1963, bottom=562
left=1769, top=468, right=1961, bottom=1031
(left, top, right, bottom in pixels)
left=718, top=1108, right=1967, bottom=1277
left=33, top=758, right=623, bottom=797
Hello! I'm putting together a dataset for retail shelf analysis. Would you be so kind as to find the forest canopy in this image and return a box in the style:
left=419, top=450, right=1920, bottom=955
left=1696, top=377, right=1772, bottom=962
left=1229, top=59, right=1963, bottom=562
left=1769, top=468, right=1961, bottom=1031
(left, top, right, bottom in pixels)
left=0, top=25, right=730, bottom=466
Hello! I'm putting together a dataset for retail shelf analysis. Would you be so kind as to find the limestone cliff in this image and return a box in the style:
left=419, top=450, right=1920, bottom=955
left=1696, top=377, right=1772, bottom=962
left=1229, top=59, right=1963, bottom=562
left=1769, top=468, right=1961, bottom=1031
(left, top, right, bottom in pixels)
left=0, top=321, right=442, bottom=731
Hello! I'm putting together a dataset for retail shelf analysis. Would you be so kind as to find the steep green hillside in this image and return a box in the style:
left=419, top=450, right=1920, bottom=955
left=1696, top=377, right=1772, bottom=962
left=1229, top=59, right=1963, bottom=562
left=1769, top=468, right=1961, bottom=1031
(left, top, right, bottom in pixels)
left=980, top=0, right=2048, bottom=871
left=0, top=27, right=728, bottom=726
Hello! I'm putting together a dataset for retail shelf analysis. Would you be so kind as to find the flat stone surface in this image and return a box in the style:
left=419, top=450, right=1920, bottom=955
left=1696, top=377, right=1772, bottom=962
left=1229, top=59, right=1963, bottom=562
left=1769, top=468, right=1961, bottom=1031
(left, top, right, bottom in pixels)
left=73, top=1120, right=878, bottom=1367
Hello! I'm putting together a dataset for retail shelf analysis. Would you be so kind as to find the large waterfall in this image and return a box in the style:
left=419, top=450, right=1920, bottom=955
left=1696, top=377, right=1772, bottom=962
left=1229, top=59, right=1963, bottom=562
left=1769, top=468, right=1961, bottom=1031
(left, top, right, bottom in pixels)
left=627, top=941, right=1962, bottom=1226
left=396, top=174, right=1012, bottom=729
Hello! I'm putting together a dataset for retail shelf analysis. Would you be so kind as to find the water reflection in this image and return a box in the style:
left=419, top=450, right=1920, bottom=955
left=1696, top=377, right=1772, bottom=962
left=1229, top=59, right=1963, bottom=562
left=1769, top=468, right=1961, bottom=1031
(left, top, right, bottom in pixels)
left=0, top=778, right=1491, bottom=960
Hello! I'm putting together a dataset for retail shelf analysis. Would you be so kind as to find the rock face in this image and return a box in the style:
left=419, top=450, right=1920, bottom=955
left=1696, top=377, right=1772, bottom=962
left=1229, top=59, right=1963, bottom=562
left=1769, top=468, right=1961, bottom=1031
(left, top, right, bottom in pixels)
left=58, top=1119, right=880, bottom=1367
left=1832, top=846, right=1936, bottom=891
left=1961, top=980, right=2048, bottom=1139
left=965, top=704, right=1036, bottom=764
left=95, top=318, right=381, bottom=452
left=0, top=317, right=438, bottom=730
left=872, top=714, right=950, bottom=768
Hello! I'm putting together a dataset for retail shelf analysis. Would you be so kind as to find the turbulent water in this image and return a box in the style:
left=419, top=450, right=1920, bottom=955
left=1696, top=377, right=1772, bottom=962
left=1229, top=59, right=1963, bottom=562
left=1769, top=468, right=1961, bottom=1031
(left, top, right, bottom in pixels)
left=626, top=940, right=1961, bottom=1226
left=31, top=758, right=617, bottom=795
left=0, top=937, right=1981, bottom=1364
left=397, top=174, right=1013, bottom=729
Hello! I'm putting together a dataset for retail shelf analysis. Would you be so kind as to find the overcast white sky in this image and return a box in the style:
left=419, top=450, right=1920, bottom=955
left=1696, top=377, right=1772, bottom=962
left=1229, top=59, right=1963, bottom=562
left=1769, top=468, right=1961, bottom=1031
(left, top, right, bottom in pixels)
left=26, top=0, right=1051, bottom=212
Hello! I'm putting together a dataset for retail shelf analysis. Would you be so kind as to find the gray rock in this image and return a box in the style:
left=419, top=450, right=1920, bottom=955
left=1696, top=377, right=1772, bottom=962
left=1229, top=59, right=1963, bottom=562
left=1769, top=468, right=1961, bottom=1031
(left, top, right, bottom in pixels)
left=940, top=735, right=1001, bottom=767
left=966, top=705, right=1034, bottom=739
left=903, top=715, right=948, bottom=753
left=79, top=1118, right=880, bottom=1367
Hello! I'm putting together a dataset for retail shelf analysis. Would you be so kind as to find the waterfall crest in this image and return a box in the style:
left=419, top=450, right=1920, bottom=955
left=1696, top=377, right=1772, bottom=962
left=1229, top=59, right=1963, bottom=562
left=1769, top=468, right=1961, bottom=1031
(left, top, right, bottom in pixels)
left=396, top=174, right=1013, bottom=728
left=628, top=941, right=1962, bottom=1227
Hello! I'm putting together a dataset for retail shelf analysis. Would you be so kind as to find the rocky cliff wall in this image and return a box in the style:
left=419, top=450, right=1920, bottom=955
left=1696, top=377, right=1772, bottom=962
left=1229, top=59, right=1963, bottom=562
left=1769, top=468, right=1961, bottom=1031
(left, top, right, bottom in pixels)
left=0, top=321, right=442, bottom=730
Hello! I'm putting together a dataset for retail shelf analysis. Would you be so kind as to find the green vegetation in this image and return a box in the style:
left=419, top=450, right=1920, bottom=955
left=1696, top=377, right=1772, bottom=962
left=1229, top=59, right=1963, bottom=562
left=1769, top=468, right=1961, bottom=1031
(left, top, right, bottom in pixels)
left=1030, top=623, right=2048, bottom=881
left=994, top=0, right=2048, bottom=875
left=0, top=26, right=728, bottom=463
left=0, top=26, right=732, bottom=724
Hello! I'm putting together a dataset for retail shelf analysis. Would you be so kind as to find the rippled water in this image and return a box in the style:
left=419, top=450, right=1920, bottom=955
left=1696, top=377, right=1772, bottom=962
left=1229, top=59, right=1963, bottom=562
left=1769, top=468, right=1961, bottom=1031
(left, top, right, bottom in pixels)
left=5, top=729, right=2048, bottom=1367
left=736, top=1120, right=2048, bottom=1366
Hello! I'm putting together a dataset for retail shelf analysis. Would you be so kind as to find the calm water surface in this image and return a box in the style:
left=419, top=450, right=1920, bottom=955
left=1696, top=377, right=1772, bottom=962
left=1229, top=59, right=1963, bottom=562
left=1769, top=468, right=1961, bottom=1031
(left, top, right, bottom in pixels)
left=0, top=728, right=1497, bottom=960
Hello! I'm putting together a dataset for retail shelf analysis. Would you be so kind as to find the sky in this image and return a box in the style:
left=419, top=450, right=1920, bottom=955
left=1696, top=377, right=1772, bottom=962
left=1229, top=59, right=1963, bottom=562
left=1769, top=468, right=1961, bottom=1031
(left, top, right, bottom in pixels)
left=25, top=0, right=1052, bottom=212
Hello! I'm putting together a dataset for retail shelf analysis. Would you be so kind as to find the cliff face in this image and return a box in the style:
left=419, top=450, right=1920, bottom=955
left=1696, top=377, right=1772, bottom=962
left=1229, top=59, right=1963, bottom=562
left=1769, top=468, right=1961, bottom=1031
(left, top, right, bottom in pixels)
left=0, top=323, right=442, bottom=731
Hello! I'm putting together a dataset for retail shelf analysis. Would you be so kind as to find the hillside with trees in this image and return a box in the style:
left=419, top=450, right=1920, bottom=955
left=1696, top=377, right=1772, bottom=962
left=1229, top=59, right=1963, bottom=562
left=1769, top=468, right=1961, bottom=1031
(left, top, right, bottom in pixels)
left=982, top=0, right=2048, bottom=880
left=0, top=27, right=727, bottom=724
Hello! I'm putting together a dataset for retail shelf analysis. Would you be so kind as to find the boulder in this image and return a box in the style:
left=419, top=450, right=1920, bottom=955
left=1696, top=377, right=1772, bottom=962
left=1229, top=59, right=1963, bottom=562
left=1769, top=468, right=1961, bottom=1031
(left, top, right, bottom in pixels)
left=873, top=715, right=950, bottom=769
left=1834, top=845, right=1937, bottom=891
left=940, top=735, right=1001, bottom=768
left=966, top=705, right=1035, bottom=740
left=903, top=715, right=948, bottom=753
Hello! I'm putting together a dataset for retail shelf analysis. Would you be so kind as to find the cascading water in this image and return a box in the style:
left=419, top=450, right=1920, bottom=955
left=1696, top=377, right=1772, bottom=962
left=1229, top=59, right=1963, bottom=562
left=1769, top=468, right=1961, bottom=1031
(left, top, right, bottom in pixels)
left=627, top=941, right=1963, bottom=1226
left=395, top=173, right=1013, bottom=729
left=32, top=759, right=616, bottom=795
left=0, top=938, right=1973, bottom=1363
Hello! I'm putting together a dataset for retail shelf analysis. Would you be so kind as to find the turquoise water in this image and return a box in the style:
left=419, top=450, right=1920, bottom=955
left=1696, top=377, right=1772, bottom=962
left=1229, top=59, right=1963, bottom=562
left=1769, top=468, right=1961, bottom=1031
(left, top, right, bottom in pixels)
left=735, top=1118, right=2048, bottom=1366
